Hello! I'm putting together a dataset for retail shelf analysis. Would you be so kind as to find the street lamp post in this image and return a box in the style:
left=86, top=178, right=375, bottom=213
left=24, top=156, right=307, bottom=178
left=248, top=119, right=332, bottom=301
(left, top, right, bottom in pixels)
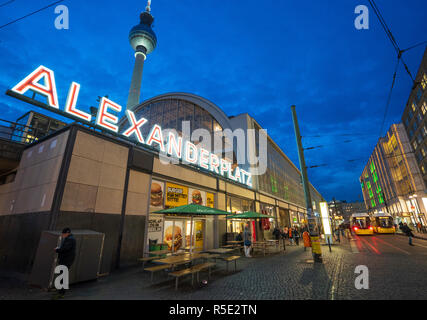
left=291, top=105, right=322, bottom=263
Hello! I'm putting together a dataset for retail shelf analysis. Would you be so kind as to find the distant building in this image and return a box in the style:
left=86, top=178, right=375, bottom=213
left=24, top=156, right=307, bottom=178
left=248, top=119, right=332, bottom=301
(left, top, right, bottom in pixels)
left=360, top=123, right=426, bottom=226
left=341, top=201, right=366, bottom=220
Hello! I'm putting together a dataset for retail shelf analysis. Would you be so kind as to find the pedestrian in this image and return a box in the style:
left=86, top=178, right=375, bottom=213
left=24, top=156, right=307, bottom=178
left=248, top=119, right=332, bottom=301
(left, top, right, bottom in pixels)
left=53, top=227, right=76, bottom=299
left=272, top=226, right=281, bottom=240
left=303, top=231, right=311, bottom=251
left=401, top=223, right=415, bottom=246
left=293, top=228, right=300, bottom=246
left=417, top=222, right=422, bottom=233
left=289, top=227, right=294, bottom=245
left=243, top=223, right=252, bottom=257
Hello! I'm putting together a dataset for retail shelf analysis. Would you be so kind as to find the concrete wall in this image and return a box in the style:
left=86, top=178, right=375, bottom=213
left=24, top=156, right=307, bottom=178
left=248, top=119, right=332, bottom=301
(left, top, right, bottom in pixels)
left=0, top=131, right=69, bottom=272
left=57, top=130, right=129, bottom=273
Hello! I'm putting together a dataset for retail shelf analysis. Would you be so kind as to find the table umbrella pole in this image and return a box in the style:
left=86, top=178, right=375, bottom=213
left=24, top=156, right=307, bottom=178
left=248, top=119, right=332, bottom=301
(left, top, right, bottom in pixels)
left=190, top=216, right=194, bottom=254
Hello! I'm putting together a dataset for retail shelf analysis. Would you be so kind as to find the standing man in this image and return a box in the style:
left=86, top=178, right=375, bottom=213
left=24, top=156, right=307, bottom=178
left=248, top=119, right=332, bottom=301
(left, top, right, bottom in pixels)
left=53, top=228, right=76, bottom=298
left=243, top=223, right=252, bottom=258
left=401, top=223, right=415, bottom=246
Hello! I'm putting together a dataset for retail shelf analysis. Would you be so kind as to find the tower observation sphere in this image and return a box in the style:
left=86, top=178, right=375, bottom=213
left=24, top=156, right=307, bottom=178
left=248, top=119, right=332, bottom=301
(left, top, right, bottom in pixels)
left=126, top=0, right=157, bottom=110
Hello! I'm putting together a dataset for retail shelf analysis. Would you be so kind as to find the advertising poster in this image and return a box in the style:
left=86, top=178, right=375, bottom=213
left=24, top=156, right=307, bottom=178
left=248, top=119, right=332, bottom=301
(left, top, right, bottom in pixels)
left=164, top=221, right=183, bottom=252
left=150, top=180, right=164, bottom=209
left=165, top=183, right=188, bottom=208
left=195, top=221, right=204, bottom=249
left=206, top=193, right=215, bottom=208
left=188, top=188, right=206, bottom=206
left=147, top=214, right=164, bottom=247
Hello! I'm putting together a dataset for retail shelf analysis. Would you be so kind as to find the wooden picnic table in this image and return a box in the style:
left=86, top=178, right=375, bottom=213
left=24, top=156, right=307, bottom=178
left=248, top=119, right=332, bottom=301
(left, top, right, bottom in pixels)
left=204, top=248, right=234, bottom=255
left=153, top=253, right=208, bottom=269
left=148, top=250, right=170, bottom=256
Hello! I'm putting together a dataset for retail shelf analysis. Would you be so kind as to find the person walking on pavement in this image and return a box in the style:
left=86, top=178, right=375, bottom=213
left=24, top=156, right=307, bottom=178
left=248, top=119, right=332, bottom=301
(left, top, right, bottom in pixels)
left=303, top=231, right=311, bottom=251
left=289, top=227, right=294, bottom=245
left=293, top=227, right=300, bottom=246
left=53, top=227, right=76, bottom=299
left=243, top=223, right=253, bottom=257
left=401, top=223, right=415, bottom=246
left=272, top=226, right=281, bottom=240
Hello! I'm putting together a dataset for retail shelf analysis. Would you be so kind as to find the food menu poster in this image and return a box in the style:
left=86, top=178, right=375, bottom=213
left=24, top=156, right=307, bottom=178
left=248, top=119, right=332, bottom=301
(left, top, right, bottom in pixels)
left=188, top=188, right=206, bottom=206
left=147, top=214, right=164, bottom=246
left=150, top=180, right=164, bottom=209
left=165, top=183, right=188, bottom=208
left=206, top=193, right=214, bottom=208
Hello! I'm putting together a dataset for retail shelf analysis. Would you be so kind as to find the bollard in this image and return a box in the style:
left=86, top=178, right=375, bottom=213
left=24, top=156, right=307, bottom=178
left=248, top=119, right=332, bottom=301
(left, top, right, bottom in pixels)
left=327, top=237, right=332, bottom=252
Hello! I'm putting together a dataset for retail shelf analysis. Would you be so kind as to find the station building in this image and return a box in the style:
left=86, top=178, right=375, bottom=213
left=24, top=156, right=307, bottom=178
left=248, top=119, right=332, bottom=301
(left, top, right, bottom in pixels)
left=0, top=4, right=324, bottom=275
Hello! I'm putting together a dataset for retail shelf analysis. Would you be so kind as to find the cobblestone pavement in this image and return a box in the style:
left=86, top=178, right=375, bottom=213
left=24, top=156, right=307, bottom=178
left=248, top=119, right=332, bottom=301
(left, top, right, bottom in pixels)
left=2, top=234, right=427, bottom=300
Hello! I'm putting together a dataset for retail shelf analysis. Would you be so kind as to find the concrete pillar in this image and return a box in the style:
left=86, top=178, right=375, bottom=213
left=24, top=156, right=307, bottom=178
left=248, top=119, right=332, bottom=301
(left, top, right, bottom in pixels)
left=126, top=48, right=146, bottom=110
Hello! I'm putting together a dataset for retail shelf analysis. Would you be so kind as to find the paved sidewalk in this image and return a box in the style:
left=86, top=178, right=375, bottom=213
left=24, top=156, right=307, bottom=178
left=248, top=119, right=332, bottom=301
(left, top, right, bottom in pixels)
left=396, top=230, right=427, bottom=240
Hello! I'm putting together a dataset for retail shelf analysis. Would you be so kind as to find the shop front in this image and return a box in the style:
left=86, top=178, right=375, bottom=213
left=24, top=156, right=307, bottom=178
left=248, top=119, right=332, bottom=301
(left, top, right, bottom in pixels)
left=147, top=179, right=215, bottom=253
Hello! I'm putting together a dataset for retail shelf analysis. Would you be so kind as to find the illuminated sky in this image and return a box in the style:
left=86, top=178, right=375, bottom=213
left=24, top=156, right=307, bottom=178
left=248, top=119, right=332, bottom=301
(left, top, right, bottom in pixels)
left=0, top=0, right=426, bottom=201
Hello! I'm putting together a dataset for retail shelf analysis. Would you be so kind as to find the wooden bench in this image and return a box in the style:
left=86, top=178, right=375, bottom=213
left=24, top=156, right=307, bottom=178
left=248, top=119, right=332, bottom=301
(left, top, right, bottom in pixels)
left=169, top=268, right=194, bottom=290
left=190, top=262, right=216, bottom=283
left=220, top=255, right=241, bottom=272
left=138, top=256, right=157, bottom=269
left=168, top=262, right=216, bottom=290
left=144, top=264, right=172, bottom=283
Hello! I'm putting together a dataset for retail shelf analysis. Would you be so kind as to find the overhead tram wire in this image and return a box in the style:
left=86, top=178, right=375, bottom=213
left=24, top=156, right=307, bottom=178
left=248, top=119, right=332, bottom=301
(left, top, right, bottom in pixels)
left=378, top=57, right=400, bottom=137
left=0, top=0, right=65, bottom=30
left=368, top=0, right=414, bottom=82
left=0, top=0, right=14, bottom=8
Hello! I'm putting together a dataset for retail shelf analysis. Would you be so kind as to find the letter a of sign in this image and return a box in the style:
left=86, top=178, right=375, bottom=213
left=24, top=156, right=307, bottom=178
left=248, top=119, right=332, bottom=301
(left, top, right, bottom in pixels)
left=354, top=265, right=369, bottom=289
left=11, top=66, right=59, bottom=109
left=354, top=5, right=369, bottom=30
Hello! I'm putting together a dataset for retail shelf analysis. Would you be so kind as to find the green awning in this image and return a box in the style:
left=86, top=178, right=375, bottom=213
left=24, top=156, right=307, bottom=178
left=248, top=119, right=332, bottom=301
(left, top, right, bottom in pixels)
left=227, top=211, right=273, bottom=219
left=154, top=203, right=230, bottom=216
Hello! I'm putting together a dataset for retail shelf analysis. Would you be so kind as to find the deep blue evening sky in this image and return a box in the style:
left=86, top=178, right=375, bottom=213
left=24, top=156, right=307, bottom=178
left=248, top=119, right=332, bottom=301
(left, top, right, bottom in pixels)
left=0, top=0, right=426, bottom=202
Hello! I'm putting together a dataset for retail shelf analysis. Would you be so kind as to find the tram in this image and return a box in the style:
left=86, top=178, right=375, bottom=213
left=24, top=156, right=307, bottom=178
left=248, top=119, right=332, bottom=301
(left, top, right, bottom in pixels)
left=371, top=213, right=395, bottom=234
left=350, top=213, right=374, bottom=235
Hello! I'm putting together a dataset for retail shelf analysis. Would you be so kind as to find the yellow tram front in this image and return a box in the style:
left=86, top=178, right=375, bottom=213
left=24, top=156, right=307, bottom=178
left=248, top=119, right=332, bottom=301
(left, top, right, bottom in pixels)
left=351, top=213, right=374, bottom=235
left=372, top=213, right=395, bottom=234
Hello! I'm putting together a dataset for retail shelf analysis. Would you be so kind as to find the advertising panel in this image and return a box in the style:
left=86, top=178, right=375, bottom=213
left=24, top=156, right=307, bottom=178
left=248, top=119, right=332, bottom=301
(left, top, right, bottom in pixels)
left=165, top=183, right=188, bottom=208
left=150, top=180, right=164, bottom=209
left=188, top=188, right=206, bottom=206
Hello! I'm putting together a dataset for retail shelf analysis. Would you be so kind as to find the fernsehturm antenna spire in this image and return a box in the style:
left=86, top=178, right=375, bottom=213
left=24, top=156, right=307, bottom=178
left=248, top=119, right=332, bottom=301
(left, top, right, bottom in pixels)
left=126, top=0, right=157, bottom=110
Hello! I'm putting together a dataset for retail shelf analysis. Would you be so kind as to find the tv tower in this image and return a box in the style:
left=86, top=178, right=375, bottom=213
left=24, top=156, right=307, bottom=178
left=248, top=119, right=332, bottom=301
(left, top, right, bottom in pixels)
left=126, top=0, right=157, bottom=110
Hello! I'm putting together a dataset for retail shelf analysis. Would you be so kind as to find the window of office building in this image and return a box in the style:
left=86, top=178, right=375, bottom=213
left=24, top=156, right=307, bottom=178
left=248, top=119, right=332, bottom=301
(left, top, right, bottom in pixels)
left=413, top=140, right=418, bottom=150
left=422, top=102, right=427, bottom=115
left=421, top=165, right=426, bottom=175
left=421, top=147, right=426, bottom=158
left=423, top=125, right=427, bottom=137
left=422, top=74, right=427, bottom=90
left=417, top=133, right=423, bottom=144
left=412, top=103, right=417, bottom=112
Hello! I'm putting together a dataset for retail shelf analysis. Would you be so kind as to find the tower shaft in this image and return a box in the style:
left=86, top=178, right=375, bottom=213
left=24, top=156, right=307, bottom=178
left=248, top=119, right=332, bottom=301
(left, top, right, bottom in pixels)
left=126, top=52, right=145, bottom=110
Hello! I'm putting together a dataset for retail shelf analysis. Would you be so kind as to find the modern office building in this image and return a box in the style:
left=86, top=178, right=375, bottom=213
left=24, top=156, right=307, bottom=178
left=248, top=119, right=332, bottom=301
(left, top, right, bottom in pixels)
left=401, top=46, right=427, bottom=188
left=0, top=3, right=324, bottom=274
left=360, top=123, right=427, bottom=226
